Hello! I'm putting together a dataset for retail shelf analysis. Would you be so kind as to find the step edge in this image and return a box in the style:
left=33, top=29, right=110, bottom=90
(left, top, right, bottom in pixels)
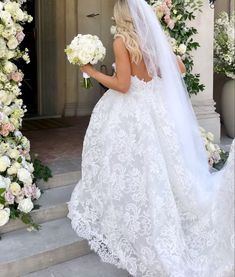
left=0, top=240, right=91, bottom=277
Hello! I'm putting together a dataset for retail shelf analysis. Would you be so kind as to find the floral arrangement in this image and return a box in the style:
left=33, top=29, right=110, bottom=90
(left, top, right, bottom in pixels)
left=199, top=127, right=227, bottom=169
left=214, top=11, right=235, bottom=79
left=146, top=0, right=205, bottom=95
left=0, top=0, right=41, bottom=231
left=65, top=34, right=106, bottom=89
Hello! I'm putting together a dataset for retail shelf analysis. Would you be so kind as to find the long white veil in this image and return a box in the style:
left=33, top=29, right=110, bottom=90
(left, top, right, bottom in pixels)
left=126, top=0, right=221, bottom=187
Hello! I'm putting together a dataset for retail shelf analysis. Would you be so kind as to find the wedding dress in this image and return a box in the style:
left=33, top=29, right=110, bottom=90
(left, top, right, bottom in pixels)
left=68, top=0, right=234, bottom=276
left=68, top=75, right=234, bottom=277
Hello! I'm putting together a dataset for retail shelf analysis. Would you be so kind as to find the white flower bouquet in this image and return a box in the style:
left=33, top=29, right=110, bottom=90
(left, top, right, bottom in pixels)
left=214, top=12, right=235, bottom=79
left=65, top=34, right=106, bottom=89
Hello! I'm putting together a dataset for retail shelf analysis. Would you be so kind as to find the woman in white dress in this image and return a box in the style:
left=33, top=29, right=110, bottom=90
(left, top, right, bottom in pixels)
left=68, top=0, right=235, bottom=276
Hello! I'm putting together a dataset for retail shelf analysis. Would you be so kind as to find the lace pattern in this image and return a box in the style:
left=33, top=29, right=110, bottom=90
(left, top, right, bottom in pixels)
left=68, top=77, right=235, bottom=277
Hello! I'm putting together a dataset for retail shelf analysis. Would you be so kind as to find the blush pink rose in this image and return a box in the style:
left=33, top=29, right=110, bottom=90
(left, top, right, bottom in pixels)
left=10, top=71, right=24, bottom=82
left=167, top=19, right=175, bottom=30
left=5, top=191, right=15, bottom=205
left=165, top=0, right=172, bottom=8
left=0, top=123, right=15, bottom=136
left=16, top=31, right=25, bottom=44
left=162, top=3, right=170, bottom=16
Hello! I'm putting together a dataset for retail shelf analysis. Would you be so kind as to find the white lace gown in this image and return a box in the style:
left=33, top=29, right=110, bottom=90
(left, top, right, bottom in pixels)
left=68, top=76, right=234, bottom=277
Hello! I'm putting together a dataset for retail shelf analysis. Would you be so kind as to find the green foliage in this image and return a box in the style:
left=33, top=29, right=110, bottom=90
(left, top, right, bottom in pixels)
left=33, top=159, right=52, bottom=182
left=146, top=0, right=205, bottom=95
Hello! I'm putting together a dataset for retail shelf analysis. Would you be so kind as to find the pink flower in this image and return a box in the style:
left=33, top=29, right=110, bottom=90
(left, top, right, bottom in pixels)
left=5, top=191, right=15, bottom=205
left=167, top=19, right=175, bottom=30
left=16, top=31, right=25, bottom=44
left=0, top=127, right=10, bottom=137
left=162, top=3, right=171, bottom=16
left=22, top=185, right=33, bottom=198
left=0, top=123, right=15, bottom=137
left=165, top=0, right=172, bottom=8
left=22, top=184, right=39, bottom=199
left=208, top=158, right=214, bottom=167
left=164, top=14, right=171, bottom=23
left=10, top=71, right=24, bottom=82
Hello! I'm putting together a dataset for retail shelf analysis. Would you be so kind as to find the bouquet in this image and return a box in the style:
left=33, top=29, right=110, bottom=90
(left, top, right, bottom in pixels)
left=65, top=34, right=106, bottom=89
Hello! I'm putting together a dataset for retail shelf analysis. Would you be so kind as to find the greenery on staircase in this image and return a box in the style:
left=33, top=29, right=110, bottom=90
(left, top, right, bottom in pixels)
left=0, top=0, right=51, bottom=233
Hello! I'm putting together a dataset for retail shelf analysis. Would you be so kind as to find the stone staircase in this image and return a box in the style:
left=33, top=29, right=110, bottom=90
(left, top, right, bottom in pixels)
left=0, top=169, right=93, bottom=277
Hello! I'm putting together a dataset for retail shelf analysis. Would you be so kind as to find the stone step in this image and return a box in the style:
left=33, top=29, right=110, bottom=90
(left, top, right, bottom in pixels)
left=0, top=184, right=76, bottom=234
left=23, top=253, right=130, bottom=277
left=0, top=218, right=90, bottom=277
left=38, top=170, right=81, bottom=190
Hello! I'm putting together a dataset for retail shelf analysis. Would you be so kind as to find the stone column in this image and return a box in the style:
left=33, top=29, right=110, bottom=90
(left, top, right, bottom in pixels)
left=191, top=1, right=221, bottom=143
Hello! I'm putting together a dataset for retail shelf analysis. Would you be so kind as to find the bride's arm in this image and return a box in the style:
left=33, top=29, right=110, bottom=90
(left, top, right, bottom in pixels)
left=80, top=37, right=131, bottom=93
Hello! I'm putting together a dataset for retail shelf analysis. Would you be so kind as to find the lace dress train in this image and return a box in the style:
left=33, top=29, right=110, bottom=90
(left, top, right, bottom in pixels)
left=68, top=76, right=234, bottom=277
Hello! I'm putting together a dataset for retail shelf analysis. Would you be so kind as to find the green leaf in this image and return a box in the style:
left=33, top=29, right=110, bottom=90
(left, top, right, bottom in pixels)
left=0, top=188, right=6, bottom=195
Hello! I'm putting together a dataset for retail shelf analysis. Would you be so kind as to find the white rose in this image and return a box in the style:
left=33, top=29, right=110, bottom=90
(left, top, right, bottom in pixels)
left=18, top=198, right=33, bottom=213
left=0, top=156, right=11, bottom=172
left=0, top=11, right=11, bottom=23
left=207, top=132, right=214, bottom=142
left=7, top=36, right=19, bottom=50
left=0, top=3, right=4, bottom=12
left=0, top=176, right=7, bottom=189
left=7, top=148, right=20, bottom=160
left=178, top=44, right=187, bottom=55
left=0, top=37, right=7, bottom=58
left=4, top=61, right=17, bottom=74
left=0, top=143, right=9, bottom=155
left=35, top=188, right=41, bottom=200
left=6, top=50, right=16, bottom=60
left=17, top=168, right=32, bottom=184
left=7, top=165, right=18, bottom=175
left=207, top=142, right=216, bottom=153
left=10, top=182, right=21, bottom=196
left=0, top=208, right=10, bottom=227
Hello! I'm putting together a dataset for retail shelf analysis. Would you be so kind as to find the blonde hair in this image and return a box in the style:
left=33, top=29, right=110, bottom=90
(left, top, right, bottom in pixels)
left=113, top=0, right=142, bottom=64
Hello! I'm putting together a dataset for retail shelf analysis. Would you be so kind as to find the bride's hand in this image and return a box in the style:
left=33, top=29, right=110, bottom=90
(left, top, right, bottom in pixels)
left=80, top=64, right=96, bottom=77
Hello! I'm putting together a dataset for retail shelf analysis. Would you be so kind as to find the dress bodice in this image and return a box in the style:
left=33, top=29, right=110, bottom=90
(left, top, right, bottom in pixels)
left=129, top=75, right=163, bottom=93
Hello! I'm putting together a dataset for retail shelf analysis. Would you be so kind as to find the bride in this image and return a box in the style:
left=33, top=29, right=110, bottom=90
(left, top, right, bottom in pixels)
left=68, top=0, right=234, bottom=276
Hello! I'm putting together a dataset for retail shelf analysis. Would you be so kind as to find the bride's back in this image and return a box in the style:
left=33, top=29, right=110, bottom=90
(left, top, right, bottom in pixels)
left=130, top=59, right=153, bottom=82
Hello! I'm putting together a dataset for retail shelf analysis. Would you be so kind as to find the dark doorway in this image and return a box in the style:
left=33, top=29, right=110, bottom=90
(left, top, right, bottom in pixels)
left=18, top=0, right=38, bottom=117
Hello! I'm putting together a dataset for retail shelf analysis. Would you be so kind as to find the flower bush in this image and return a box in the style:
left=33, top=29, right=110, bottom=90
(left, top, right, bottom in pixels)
left=146, top=0, right=205, bottom=95
left=0, top=0, right=42, bottom=231
left=214, top=11, right=235, bottom=79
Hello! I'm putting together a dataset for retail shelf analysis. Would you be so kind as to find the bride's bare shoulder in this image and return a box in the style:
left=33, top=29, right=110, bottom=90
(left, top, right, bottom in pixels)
left=113, top=36, right=128, bottom=54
